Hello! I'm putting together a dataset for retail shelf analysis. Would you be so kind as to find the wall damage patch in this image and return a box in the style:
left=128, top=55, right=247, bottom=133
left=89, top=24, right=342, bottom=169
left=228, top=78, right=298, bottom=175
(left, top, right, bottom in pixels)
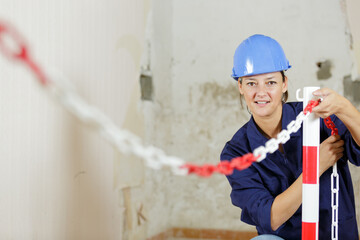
left=316, top=60, right=332, bottom=80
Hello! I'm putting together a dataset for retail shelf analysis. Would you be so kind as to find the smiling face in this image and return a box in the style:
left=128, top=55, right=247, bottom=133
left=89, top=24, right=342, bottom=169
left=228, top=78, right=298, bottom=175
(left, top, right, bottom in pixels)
left=238, top=71, right=288, bottom=119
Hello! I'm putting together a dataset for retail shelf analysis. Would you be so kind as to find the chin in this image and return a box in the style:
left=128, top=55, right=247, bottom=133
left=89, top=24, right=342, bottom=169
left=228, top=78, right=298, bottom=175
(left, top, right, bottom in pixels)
left=252, top=111, right=272, bottom=118
left=249, top=106, right=272, bottom=117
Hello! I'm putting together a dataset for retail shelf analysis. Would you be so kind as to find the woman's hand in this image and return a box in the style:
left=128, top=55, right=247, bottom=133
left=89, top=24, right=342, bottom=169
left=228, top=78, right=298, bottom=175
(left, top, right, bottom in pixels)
left=319, top=135, right=344, bottom=176
left=311, top=88, right=348, bottom=118
left=312, top=87, right=360, bottom=147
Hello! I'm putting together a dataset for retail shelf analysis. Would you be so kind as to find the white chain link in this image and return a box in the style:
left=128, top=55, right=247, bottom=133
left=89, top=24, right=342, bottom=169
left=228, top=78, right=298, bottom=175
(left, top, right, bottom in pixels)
left=45, top=69, right=188, bottom=176
left=331, top=163, right=339, bottom=240
left=254, top=111, right=310, bottom=162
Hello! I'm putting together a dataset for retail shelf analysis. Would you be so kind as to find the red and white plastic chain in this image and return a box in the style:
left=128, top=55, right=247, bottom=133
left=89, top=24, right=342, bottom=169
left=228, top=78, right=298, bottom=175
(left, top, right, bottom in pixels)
left=0, top=21, right=339, bottom=178
left=184, top=99, right=338, bottom=177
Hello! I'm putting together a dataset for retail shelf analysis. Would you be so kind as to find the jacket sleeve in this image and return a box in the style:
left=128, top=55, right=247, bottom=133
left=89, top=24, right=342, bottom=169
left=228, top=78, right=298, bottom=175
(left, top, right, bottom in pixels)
left=322, top=115, right=360, bottom=166
left=221, top=141, right=278, bottom=233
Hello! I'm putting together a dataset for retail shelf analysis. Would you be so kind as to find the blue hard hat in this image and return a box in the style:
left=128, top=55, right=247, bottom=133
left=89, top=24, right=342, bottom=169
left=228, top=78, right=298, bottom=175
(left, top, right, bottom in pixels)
left=232, top=34, right=291, bottom=80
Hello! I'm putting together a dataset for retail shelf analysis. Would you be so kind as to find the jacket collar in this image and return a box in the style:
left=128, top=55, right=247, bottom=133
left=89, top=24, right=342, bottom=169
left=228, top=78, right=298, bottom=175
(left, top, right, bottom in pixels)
left=247, top=103, right=301, bottom=152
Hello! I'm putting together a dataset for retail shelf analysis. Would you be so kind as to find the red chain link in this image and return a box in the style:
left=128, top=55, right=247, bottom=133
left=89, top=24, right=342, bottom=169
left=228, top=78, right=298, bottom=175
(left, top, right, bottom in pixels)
left=0, top=22, right=48, bottom=85
left=182, top=153, right=258, bottom=177
left=324, top=117, right=338, bottom=135
left=183, top=99, right=339, bottom=177
left=306, top=99, right=339, bottom=135
left=303, top=99, right=320, bottom=114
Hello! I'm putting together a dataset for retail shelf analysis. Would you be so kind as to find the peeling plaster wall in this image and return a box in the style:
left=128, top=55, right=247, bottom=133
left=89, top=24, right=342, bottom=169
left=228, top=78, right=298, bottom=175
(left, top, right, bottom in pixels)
left=144, top=0, right=360, bottom=233
left=345, top=0, right=360, bottom=231
left=346, top=0, right=360, bottom=77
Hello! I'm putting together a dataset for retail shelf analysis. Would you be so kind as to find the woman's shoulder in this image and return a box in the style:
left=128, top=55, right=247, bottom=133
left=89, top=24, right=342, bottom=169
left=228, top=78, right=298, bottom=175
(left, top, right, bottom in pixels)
left=284, top=101, right=303, bottom=108
left=284, top=101, right=303, bottom=114
left=231, top=121, right=252, bottom=143
left=221, top=121, right=252, bottom=160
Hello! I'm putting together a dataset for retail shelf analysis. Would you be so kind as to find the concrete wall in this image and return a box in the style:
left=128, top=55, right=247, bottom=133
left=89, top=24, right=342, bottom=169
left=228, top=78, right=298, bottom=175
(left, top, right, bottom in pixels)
left=143, top=0, right=360, bottom=234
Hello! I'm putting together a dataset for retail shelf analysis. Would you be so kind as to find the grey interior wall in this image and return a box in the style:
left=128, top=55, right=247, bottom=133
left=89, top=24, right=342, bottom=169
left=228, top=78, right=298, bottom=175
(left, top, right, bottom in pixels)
left=142, top=0, right=360, bottom=234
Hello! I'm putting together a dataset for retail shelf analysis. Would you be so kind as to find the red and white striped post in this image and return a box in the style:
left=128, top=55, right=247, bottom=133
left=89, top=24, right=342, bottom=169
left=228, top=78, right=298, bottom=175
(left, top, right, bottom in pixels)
left=297, top=87, right=320, bottom=240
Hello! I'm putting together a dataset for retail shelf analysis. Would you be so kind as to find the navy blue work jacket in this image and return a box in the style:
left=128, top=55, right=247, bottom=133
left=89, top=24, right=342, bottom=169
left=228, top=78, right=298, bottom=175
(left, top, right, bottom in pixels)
left=220, top=102, right=360, bottom=240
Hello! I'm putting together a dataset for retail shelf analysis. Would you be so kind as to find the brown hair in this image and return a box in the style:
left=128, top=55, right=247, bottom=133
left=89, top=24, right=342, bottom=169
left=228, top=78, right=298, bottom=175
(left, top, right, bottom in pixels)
left=238, top=71, right=288, bottom=108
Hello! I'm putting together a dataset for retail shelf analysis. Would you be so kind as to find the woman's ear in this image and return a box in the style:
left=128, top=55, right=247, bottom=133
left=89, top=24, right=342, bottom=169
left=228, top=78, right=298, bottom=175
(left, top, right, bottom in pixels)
left=238, top=79, right=244, bottom=95
left=282, top=76, right=288, bottom=93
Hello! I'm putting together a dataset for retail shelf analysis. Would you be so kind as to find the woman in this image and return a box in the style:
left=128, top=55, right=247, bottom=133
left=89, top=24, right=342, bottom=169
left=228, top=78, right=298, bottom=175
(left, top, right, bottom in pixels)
left=220, top=34, right=360, bottom=240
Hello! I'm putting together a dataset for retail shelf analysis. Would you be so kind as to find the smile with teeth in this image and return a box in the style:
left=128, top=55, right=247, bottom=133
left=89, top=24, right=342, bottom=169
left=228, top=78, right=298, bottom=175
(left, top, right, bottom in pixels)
left=255, top=101, right=270, bottom=104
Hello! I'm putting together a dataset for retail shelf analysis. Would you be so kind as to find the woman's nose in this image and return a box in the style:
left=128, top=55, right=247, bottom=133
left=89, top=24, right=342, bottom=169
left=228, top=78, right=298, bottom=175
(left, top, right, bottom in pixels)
left=256, top=84, right=267, bottom=96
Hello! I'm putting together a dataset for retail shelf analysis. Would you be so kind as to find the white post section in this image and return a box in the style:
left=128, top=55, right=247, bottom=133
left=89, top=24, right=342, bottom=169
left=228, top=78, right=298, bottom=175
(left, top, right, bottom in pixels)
left=297, top=87, right=320, bottom=240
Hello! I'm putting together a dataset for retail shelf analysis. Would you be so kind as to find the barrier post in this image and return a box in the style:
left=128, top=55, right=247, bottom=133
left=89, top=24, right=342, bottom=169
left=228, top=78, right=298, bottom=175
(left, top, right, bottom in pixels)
left=298, top=87, right=320, bottom=240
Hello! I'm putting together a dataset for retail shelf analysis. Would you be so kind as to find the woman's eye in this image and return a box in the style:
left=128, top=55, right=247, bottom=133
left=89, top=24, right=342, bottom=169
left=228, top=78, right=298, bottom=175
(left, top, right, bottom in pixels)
left=267, top=81, right=277, bottom=85
left=247, top=82, right=256, bottom=86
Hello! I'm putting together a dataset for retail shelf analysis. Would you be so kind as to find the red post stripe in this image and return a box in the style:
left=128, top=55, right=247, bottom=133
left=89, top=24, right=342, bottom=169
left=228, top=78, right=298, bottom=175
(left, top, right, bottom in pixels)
left=302, top=222, right=317, bottom=240
left=303, top=146, right=318, bottom=184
